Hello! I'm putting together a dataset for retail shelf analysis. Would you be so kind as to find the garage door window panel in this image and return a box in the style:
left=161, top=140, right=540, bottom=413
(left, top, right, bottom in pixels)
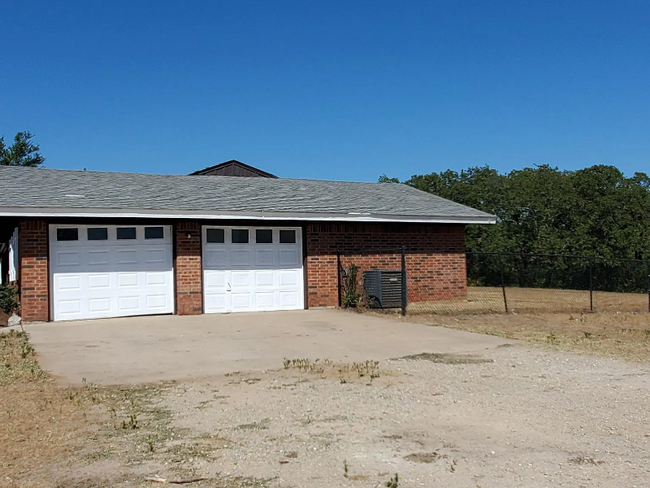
left=57, top=228, right=79, bottom=241
left=117, top=227, right=137, bottom=240
left=206, top=228, right=225, bottom=243
left=280, top=230, right=296, bottom=244
left=232, top=229, right=249, bottom=244
left=256, top=229, right=273, bottom=244
left=88, top=228, right=108, bottom=241
left=145, top=227, right=164, bottom=239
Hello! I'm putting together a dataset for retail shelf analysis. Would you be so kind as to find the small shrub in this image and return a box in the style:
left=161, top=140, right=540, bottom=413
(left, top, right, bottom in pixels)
left=0, top=284, right=19, bottom=315
left=342, top=264, right=361, bottom=308
left=386, top=473, right=399, bottom=487
left=121, top=413, right=139, bottom=430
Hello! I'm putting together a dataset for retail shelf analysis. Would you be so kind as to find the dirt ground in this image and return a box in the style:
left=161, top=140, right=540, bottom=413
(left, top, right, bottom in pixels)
left=406, top=311, right=650, bottom=361
left=2, top=314, right=650, bottom=488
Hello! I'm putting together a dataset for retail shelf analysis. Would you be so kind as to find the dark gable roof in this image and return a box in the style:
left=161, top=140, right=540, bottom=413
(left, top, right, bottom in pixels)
left=0, top=166, right=495, bottom=224
left=190, top=160, right=278, bottom=178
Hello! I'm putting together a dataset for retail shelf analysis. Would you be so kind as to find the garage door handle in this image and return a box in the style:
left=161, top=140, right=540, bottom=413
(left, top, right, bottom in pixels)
left=227, top=282, right=231, bottom=292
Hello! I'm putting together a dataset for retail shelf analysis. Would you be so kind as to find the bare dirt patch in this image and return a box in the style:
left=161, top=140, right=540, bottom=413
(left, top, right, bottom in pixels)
left=154, top=350, right=650, bottom=487
left=404, top=311, right=650, bottom=361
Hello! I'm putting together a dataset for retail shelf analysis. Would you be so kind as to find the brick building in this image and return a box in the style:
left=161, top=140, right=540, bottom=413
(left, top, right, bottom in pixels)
left=0, top=163, right=494, bottom=322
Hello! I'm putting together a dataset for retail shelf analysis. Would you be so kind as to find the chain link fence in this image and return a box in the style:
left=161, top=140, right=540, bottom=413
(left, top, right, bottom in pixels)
left=338, top=250, right=650, bottom=315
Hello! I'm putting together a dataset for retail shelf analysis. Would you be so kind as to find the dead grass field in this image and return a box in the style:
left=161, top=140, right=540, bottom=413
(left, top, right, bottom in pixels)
left=406, top=311, right=650, bottom=361
left=408, top=286, right=649, bottom=314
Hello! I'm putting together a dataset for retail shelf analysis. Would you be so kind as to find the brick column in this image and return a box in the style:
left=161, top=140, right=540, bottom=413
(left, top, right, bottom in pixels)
left=19, top=220, right=49, bottom=322
left=175, top=222, right=203, bottom=315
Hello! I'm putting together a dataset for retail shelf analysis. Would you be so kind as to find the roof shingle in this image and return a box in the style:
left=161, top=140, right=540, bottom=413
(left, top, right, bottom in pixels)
left=0, top=166, right=495, bottom=223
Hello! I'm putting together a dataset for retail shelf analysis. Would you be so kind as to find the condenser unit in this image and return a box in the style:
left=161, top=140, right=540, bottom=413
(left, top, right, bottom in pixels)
left=363, top=270, right=404, bottom=309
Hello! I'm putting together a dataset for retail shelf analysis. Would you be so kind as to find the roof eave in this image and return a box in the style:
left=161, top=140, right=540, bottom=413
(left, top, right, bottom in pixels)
left=0, top=207, right=497, bottom=225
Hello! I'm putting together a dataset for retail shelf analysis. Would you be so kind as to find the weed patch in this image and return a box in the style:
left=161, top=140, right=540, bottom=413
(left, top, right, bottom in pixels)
left=395, top=352, right=493, bottom=364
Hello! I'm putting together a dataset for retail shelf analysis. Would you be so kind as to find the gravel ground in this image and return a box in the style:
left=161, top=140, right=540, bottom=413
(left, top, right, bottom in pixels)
left=154, top=344, right=650, bottom=488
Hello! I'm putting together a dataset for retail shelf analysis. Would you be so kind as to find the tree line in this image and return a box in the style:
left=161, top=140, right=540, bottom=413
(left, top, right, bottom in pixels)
left=380, top=165, right=650, bottom=292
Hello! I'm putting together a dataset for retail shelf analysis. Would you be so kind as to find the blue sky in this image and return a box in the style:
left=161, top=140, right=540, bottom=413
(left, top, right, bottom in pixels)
left=2, top=1, right=649, bottom=181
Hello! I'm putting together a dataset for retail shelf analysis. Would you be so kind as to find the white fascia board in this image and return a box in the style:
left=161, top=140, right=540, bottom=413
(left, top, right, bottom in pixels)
left=0, top=207, right=497, bottom=225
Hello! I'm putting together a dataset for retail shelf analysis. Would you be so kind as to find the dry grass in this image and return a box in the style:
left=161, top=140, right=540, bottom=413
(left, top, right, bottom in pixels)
left=408, top=286, right=650, bottom=315
left=0, top=330, right=273, bottom=488
left=0, top=331, right=94, bottom=487
left=408, top=312, right=650, bottom=361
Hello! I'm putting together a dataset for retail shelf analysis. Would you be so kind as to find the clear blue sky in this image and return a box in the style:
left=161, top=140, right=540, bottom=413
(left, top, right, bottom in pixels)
left=2, top=1, right=649, bottom=181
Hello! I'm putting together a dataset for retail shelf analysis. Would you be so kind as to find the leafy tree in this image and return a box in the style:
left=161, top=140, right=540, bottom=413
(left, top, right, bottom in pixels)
left=0, top=131, right=45, bottom=167
left=378, top=174, right=400, bottom=183
left=380, top=163, right=650, bottom=290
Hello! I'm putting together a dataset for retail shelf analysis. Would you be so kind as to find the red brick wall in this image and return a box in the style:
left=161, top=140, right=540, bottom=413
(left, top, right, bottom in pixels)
left=19, top=220, right=49, bottom=321
left=306, top=223, right=466, bottom=308
left=175, top=222, right=203, bottom=315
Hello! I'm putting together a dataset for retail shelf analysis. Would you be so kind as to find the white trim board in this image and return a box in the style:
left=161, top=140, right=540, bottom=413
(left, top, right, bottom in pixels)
left=0, top=207, right=496, bottom=225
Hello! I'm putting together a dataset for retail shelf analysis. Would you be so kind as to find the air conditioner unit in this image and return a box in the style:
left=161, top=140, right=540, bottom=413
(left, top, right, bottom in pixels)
left=363, top=270, right=403, bottom=309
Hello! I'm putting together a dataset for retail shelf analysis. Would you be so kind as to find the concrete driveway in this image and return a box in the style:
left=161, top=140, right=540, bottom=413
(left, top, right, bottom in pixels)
left=26, top=309, right=513, bottom=385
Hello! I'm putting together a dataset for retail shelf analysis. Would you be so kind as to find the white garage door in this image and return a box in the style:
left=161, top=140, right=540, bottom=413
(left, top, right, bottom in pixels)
left=203, top=226, right=304, bottom=313
left=49, top=224, right=174, bottom=321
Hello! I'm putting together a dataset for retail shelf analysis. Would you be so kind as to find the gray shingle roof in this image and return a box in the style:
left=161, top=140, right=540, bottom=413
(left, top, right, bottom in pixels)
left=0, top=166, right=495, bottom=223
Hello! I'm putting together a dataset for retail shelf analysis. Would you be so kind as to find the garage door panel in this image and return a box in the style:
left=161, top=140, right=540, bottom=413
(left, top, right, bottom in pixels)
left=255, top=292, right=274, bottom=309
left=204, top=293, right=227, bottom=313
left=255, top=270, right=274, bottom=287
left=145, top=272, right=168, bottom=286
left=146, top=295, right=169, bottom=309
left=278, top=270, right=299, bottom=286
left=204, top=249, right=228, bottom=269
left=88, top=273, right=110, bottom=289
left=58, top=299, right=82, bottom=315
left=278, top=249, right=299, bottom=267
left=145, top=248, right=167, bottom=264
left=255, top=249, right=275, bottom=266
left=118, top=272, right=139, bottom=287
left=205, top=271, right=227, bottom=287
left=89, top=298, right=111, bottom=313
left=203, top=226, right=303, bottom=314
left=231, top=249, right=252, bottom=266
left=56, top=251, right=81, bottom=267
left=231, top=271, right=252, bottom=287
left=87, top=250, right=110, bottom=265
left=50, top=224, right=174, bottom=321
left=118, top=296, right=140, bottom=311
left=279, top=291, right=299, bottom=308
left=231, top=293, right=252, bottom=311
left=116, top=249, right=139, bottom=264
left=58, top=275, right=81, bottom=290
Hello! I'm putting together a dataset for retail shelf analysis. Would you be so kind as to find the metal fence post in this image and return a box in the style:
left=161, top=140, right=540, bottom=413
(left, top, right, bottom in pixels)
left=589, top=258, right=594, bottom=312
left=647, top=262, right=650, bottom=313
left=336, top=250, right=342, bottom=308
left=500, top=269, right=509, bottom=314
left=401, top=246, right=407, bottom=316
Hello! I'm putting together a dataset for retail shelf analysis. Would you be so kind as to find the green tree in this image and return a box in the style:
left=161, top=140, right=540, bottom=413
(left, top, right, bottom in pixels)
left=0, top=131, right=45, bottom=167
left=378, top=174, right=400, bottom=183
left=380, top=163, right=650, bottom=263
